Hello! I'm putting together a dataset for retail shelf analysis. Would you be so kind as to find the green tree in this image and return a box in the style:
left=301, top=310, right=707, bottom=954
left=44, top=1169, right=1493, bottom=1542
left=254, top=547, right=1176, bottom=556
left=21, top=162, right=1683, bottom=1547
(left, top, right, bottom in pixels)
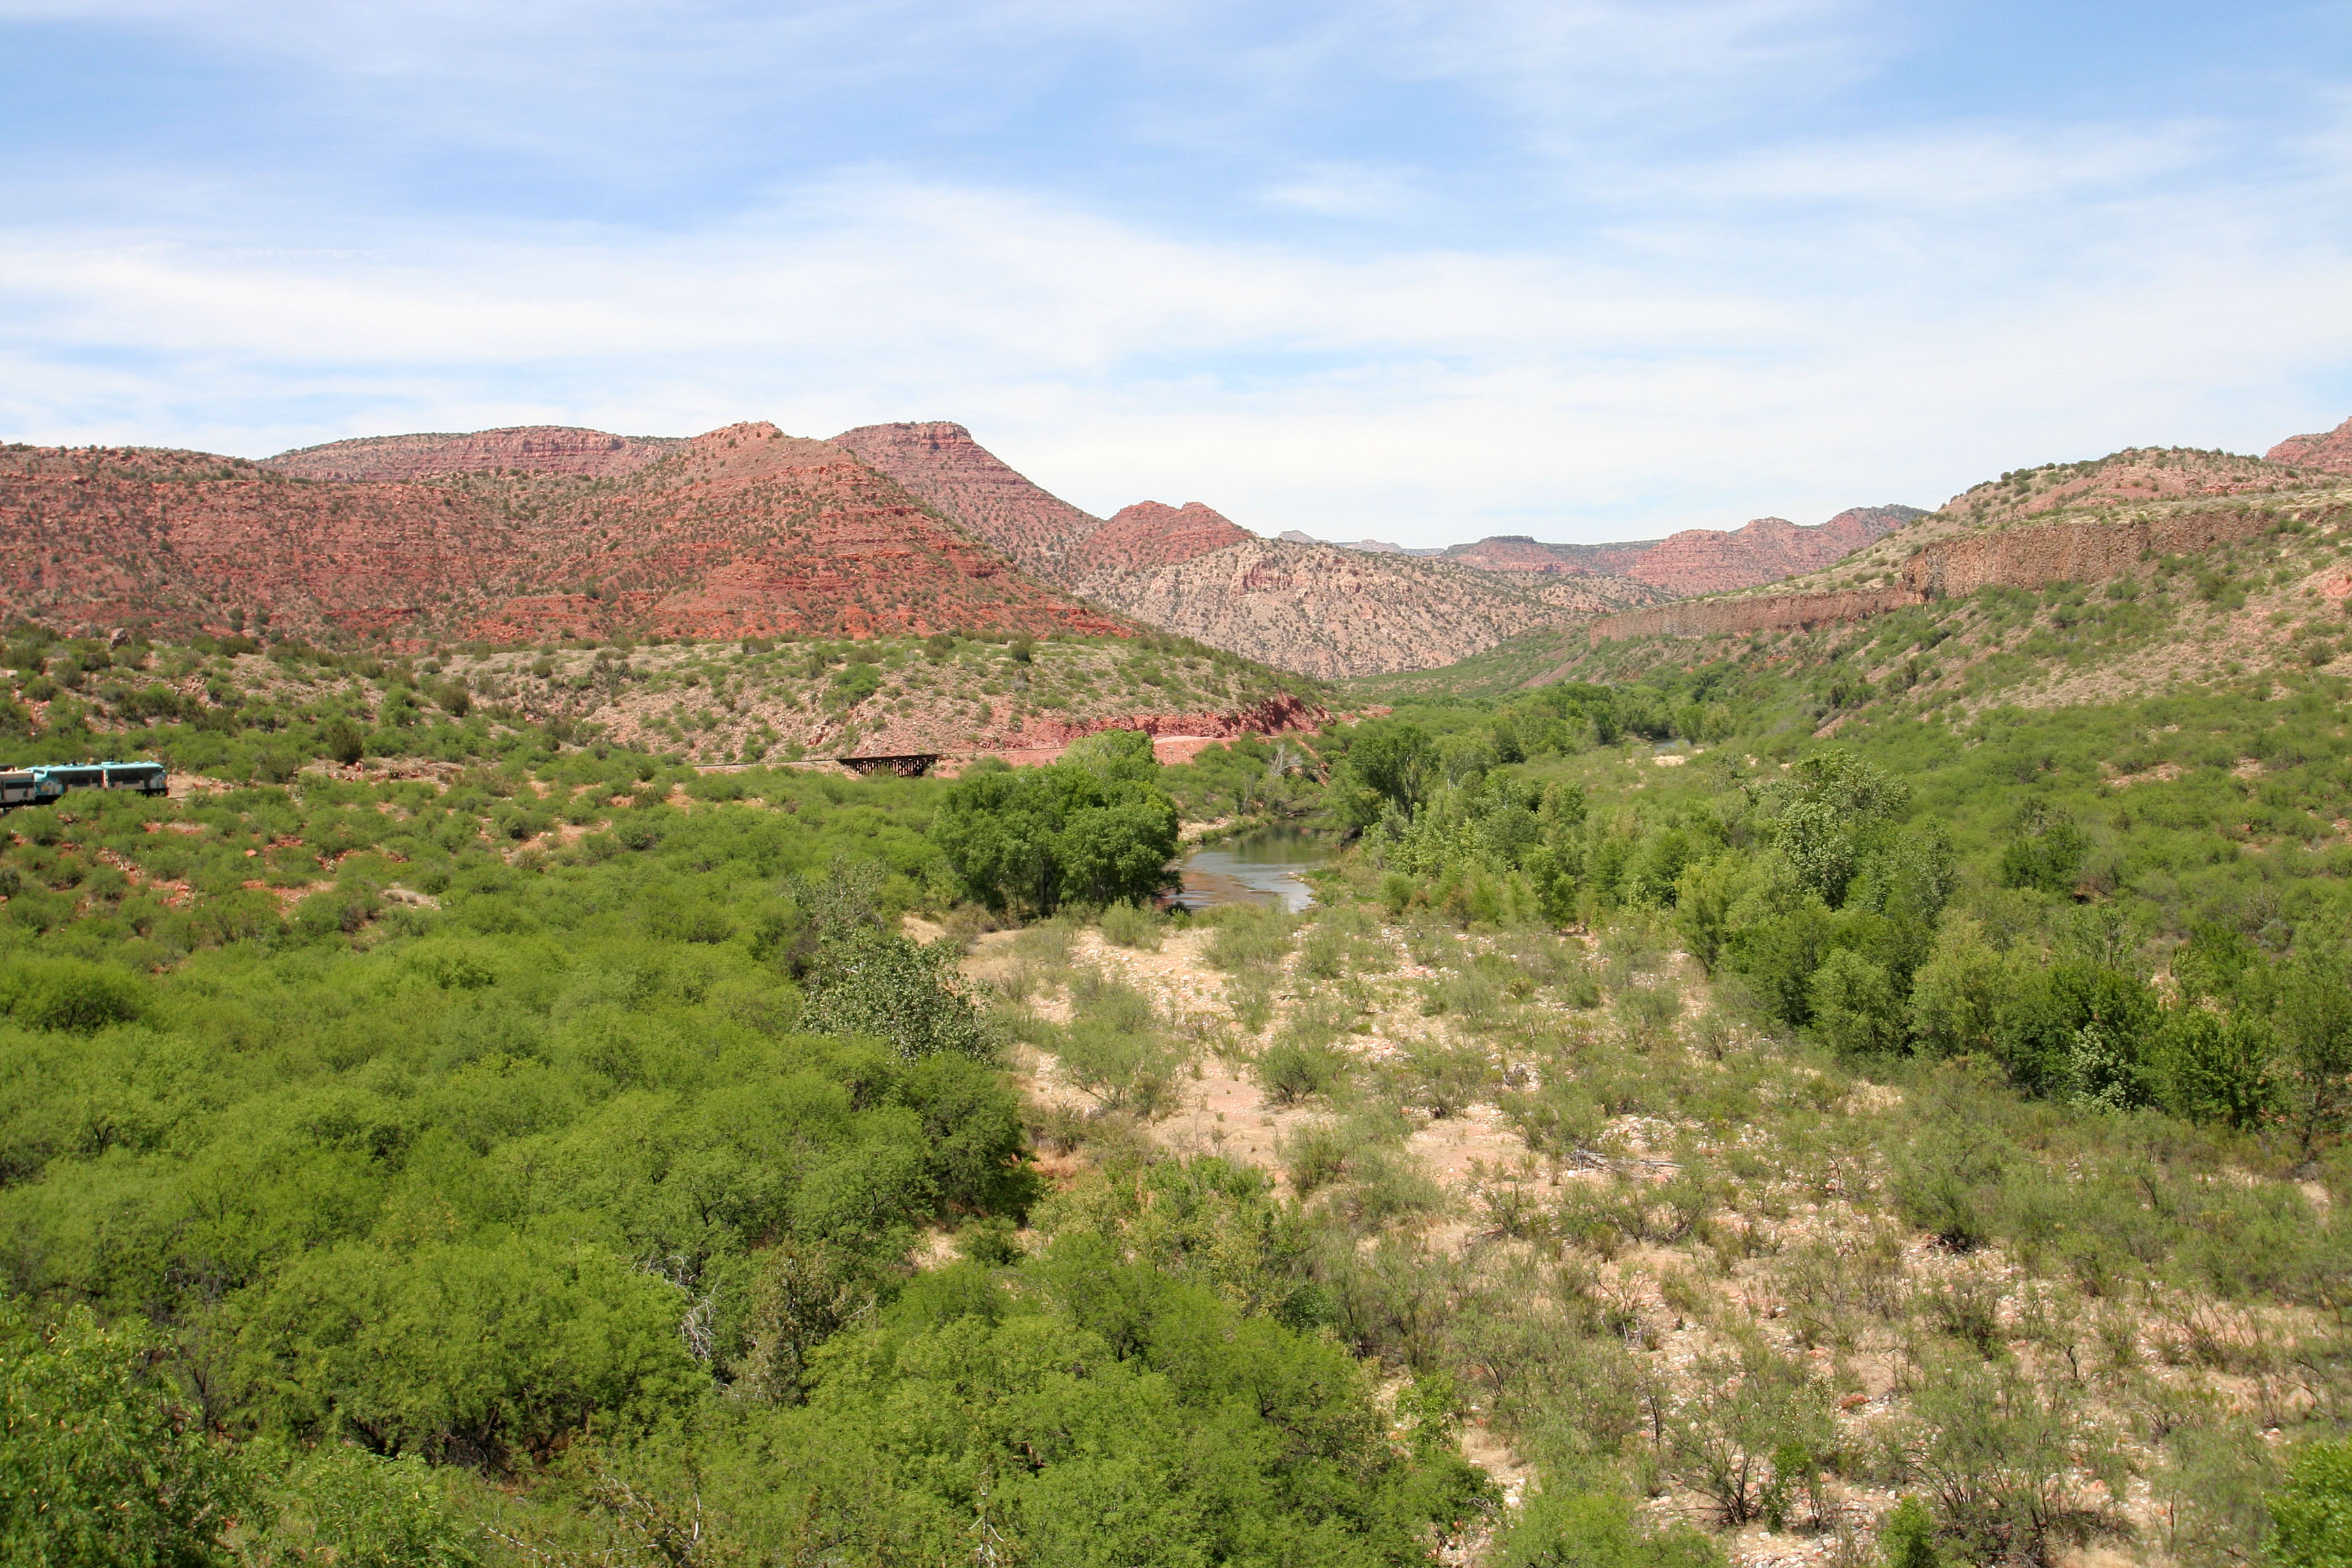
left=321, top=715, right=368, bottom=766
left=2156, top=1009, right=2277, bottom=1130
left=1996, top=802, right=2089, bottom=895
left=801, top=930, right=997, bottom=1062
left=1, top=1305, right=249, bottom=1568
left=1880, top=1495, right=1942, bottom=1568
left=2268, top=1439, right=2352, bottom=1568
left=930, top=755, right=1179, bottom=915
left=1333, top=720, right=1436, bottom=829
left=2272, top=947, right=2352, bottom=1156
left=1809, top=948, right=1903, bottom=1056
left=1672, top=855, right=1754, bottom=975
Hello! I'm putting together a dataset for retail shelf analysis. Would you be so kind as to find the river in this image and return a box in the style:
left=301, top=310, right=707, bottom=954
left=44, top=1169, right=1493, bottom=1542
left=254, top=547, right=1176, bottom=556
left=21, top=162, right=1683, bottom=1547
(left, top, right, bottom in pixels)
left=1168, top=828, right=1333, bottom=913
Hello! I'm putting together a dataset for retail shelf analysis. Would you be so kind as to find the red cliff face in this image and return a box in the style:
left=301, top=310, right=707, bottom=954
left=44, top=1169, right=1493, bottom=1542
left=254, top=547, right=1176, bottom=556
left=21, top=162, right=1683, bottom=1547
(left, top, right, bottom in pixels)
left=829, top=421, right=1101, bottom=578
left=2268, top=416, right=2352, bottom=476
left=1076, top=501, right=1253, bottom=573
left=0, top=425, right=1130, bottom=647
left=263, top=425, right=685, bottom=481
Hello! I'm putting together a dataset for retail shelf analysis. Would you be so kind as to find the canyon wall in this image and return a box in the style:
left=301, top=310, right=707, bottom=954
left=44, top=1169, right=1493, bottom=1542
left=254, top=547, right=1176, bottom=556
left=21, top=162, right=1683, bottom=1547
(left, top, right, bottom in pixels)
left=1588, top=506, right=2290, bottom=643
left=1897, top=507, right=2281, bottom=599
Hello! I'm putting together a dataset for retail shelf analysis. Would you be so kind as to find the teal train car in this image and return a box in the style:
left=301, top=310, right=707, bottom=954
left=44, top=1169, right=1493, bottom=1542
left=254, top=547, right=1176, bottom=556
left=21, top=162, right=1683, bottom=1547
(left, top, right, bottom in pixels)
left=0, top=761, right=168, bottom=808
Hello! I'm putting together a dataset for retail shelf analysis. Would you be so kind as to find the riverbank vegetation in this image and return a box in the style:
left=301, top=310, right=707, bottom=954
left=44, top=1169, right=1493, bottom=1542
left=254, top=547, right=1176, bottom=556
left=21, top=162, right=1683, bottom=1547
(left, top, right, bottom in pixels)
left=1, top=604, right=2349, bottom=1567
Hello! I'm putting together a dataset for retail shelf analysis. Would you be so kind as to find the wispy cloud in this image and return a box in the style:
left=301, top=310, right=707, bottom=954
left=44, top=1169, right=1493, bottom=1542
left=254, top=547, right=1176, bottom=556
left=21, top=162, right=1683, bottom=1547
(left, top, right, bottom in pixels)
left=1, top=1, right=2349, bottom=544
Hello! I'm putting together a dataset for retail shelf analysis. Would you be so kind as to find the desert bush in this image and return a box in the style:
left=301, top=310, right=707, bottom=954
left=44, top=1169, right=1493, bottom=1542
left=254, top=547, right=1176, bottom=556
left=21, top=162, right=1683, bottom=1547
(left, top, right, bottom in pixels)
left=1281, top=1119, right=1355, bottom=1198
left=1098, top=898, right=1163, bottom=950
left=1391, top=1039, right=1494, bottom=1118
left=1, top=1304, right=251, bottom=1565
left=1895, top=1353, right=2124, bottom=1565
left=1613, top=977, right=1683, bottom=1049
left=1053, top=974, right=1185, bottom=1120
left=1667, top=1341, right=1837, bottom=1526
left=1254, top=1036, right=1352, bottom=1106
left=1205, top=902, right=1295, bottom=973
left=1496, top=1490, right=1725, bottom=1568
left=2266, top=1438, right=2352, bottom=1568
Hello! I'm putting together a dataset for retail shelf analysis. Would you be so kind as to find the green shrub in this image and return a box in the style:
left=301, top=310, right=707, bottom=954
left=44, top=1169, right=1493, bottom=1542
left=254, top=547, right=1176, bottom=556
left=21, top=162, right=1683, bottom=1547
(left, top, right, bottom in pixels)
left=2268, top=1439, right=2352, bottom=1568
left=800, top=932, right=996, bottom=1062
left=1098, top=898, right=1163, bottom=950
left=1498, top=1490, right=1725, bottom=1568
left=1254, top=1036, right=1352, bottom=1105
left=0, top=956, right=146, bottom=1031
left=1205, top=903, right=1294, bottom=973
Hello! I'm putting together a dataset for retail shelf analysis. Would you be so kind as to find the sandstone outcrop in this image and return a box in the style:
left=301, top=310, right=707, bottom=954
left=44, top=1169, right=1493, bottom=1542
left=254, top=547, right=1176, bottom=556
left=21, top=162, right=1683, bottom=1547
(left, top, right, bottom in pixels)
left=829, top=421, right=1100, bottom=578
left=2267, top=416, right=2352, bottom=476
left=265, top=425, right=684, bottom=481
left=1938, top=450, right=2302, bottom=527
left=1077, top=502, right=1254, bottom=573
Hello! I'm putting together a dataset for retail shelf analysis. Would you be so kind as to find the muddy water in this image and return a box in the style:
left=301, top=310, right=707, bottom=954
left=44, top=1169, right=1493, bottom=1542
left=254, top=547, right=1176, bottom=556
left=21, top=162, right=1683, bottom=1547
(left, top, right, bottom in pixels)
left=1169, top=828, right=1333, bottom=913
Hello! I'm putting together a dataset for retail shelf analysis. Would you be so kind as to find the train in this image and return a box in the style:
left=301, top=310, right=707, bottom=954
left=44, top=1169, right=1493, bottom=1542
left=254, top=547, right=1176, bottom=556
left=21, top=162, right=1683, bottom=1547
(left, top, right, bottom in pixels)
left=0, top=761, right=169, bottom=809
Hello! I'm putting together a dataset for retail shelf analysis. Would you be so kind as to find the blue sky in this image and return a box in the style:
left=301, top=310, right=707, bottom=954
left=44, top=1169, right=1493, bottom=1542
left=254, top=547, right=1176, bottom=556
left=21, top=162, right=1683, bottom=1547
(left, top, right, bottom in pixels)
left=3, top=1, right=2350, bottom=546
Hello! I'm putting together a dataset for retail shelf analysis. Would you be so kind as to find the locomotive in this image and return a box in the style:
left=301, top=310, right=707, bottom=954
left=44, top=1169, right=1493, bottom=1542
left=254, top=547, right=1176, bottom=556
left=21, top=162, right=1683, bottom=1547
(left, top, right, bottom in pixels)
left=0, top=761, right=169, bottom=808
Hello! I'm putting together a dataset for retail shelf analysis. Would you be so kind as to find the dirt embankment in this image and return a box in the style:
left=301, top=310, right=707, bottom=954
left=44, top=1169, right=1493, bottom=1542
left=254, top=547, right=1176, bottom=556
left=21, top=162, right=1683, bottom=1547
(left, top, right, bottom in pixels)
left=1587, top=506, right=2298, bottom=643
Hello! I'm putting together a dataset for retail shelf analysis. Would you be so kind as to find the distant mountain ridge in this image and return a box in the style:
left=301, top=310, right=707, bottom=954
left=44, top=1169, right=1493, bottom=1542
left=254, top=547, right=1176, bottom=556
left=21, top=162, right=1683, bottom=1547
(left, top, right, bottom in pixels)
left=1, top=424, right=1127, bottom=646
left=265, top=425, right=685, bottom=481
left=1079, top=502, right=1254, bottom=574
left=832, top=426, right=1673, bottom=676
left=1412, top=506, right=1926, bottom=594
